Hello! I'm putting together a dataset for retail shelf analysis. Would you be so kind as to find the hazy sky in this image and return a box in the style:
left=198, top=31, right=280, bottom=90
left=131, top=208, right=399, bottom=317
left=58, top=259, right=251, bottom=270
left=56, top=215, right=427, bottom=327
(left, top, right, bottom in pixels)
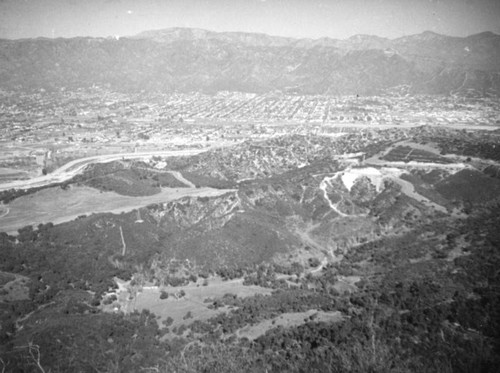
left=0, top=0, right=499, bottom=40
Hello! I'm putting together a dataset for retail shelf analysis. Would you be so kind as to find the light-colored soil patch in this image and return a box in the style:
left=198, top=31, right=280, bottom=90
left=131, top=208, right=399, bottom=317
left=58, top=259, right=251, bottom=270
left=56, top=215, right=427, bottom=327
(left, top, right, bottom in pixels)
left=236, top=310, right=343, bottom=340
left=102, top=277, right=273, bottom=331
left=329, top=166, right=448, bottom=213
left=445, top=236, right=471, bottom=262
left=0, top=185, right=235, bottom=234
left=0, top=271, right=30, bottom=302
left=333, top=276, right=361, bottom=295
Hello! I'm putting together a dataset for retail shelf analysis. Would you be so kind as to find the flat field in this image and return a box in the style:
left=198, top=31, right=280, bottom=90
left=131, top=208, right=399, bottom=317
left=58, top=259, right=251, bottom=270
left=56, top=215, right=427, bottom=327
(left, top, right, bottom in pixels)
left=0, top=185, right=234, bottom=234
left=103, top=277, right=273, bottom=334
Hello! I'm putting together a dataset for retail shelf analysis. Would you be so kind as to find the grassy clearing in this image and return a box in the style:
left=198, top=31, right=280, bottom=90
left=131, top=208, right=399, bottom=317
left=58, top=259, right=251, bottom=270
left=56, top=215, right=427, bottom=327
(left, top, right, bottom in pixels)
left=102, top=277, right=273, bottom=333
left=0, top=167, right=29, bottom=178
left=0, top=185, right=235, bottom=234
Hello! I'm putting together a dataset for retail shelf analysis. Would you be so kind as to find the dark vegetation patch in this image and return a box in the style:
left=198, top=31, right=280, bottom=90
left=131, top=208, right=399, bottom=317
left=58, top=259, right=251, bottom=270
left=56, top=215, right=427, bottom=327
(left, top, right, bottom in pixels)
left=0, top=161, right=191, bottom=204
left=370, top=183, right=424, bottom=227
left=152, top=198, right=299, bottom=271
left=382, top=145, right=453, bottom=163
left=435, top=169, right=500, bottom=204
left=438, top=138, right=500, bottom=162
left=0, top=181, right=72, bottom=204
left=161, top=204, right=500, bottom=373
left=411, top=169, right=448, bottom=185
left=75, top=161, right=190, bottom=196
left=415, top=128, right=500, bottom=162
left=483, top=164, right=500, bottom=179
left=6, top=309, right=166, bottom=373
left=400, top=171, right=452, bottom=208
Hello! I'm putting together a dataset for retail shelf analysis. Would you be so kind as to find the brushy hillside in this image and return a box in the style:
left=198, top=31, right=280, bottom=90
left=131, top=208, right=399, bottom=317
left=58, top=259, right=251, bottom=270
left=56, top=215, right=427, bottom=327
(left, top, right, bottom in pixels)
left=1, top=128, right=500, bottom=372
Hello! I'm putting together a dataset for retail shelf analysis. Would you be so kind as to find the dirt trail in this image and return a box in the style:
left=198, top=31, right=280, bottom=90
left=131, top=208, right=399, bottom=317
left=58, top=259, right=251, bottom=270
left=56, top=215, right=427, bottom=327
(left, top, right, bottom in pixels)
left=319, top=176, right=349, bottom=217
left=166, top=171, right=196, bottom=188
left=320, top=174, right=368, bottom=218
left=119, top=226, right=127, bottom=256
left=294, top=222, right=340, bottom=273
left=294, top=222, right=327, bottom=253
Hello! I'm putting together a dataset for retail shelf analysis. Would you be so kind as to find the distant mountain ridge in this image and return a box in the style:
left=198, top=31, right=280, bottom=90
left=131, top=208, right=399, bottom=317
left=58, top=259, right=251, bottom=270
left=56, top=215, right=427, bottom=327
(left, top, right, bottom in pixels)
left=0, top=27, right=499, bottom=96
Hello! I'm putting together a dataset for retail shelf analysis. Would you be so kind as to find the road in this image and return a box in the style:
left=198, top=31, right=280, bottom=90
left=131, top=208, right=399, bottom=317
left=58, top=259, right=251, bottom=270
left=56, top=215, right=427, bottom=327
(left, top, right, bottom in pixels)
left=0, top=148, right=210, bottom=192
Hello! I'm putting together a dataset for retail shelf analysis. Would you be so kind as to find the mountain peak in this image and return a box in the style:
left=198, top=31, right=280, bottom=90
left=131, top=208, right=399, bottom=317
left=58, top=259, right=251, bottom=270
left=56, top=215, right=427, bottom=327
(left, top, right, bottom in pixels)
left=466, top=31, right=499, bottom=40
left=410, top=30, right=447, bottom=41
left=1, top=27, right=499, bottom=96
left=132, top=27, right=213, bottom=41
left=421, top=30, right=443, bottom=37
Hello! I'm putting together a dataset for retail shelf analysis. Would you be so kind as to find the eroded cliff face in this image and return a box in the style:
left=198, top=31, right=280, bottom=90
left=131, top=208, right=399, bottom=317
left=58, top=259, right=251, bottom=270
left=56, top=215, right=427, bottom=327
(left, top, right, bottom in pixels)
left=148, top=192, right=240, bottom=230
left=236, top=163, right=452, bottom=265
left=140, top=191, right=299, bottom=269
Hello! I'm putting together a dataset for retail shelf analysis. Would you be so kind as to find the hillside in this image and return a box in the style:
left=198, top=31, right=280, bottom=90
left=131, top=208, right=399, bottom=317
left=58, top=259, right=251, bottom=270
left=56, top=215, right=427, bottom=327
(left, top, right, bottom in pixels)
left=1, top=128, right=500, bottom=372
left=1, top=28, right=499, bottom=95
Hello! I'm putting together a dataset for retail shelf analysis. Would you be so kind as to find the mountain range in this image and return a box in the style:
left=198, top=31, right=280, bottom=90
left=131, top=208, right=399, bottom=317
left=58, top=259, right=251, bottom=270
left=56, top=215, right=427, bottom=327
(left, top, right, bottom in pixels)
left=0, top=27, right=499, bottom=96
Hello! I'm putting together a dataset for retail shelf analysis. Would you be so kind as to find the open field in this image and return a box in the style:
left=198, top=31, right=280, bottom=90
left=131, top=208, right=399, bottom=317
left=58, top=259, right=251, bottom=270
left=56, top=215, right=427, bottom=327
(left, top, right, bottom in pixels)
left=0, top=185, right=235, bottom=234
left=0, top=167, right=29, bottom=178
left=102, top=277, right=273, bottom=333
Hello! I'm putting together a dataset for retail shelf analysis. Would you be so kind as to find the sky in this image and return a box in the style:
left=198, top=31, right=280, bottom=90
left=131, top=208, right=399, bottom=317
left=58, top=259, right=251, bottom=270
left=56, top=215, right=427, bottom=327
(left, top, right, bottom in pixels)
left=0, top=0, right=499, bottom=40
